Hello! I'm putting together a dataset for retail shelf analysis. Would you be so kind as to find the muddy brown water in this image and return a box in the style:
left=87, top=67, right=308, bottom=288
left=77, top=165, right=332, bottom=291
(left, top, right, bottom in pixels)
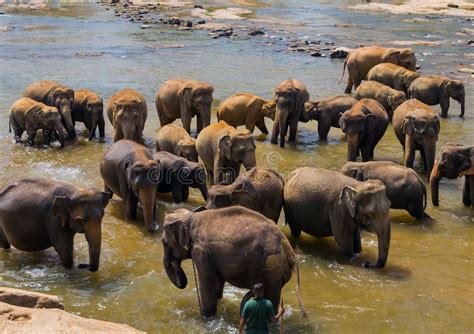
left=0, top=1, right=473, bottom=333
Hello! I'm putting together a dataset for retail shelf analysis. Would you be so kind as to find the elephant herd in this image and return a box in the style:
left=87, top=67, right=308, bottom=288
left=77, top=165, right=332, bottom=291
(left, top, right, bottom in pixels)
left=1, top=45, right=472, bottom=320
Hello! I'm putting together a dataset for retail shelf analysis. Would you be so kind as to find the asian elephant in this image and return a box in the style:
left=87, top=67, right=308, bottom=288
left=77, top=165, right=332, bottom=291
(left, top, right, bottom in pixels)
left=393, top=99, right=440, bottom=179
left=217, top=93, right=276, bottom=134
left=106, top=88, right=147, bottom=143
left=152, top=151, right=208, bottom=203
left=284, top=167, right=391, bottom=268
left=367, top=62, right=420, bottom=95
left=100, top=140, right=160, bottom=233
left=408, top=76, right=465, bottom=118
left=301, top=95, right=357, bottom=141
left=9, top=98, right=67, bottom=148
left=354, top=81, right=407, bottom=120
left=271, top=79, right=309, bottom=148
left=0, top=178, right=110, bottom=271
left=195, top=120, right=256, bottom=185
left=341, top=161, right=428, bottom=219
left=72, top=89, right=105, bottom=140
left=155, top=124, right=198, bottom=162
left=339, top=98, right=389, bottom=162
left=340, top=46, right=417, bottom=93
left=206, top=167, right=284, bottom=223
left=430, top=144, right=474, bottom=207
left=22, top=80, right=76, bottom=139
left=155, top=79, right=214, bottom=134
left=161, top=206, right=305, bottom=318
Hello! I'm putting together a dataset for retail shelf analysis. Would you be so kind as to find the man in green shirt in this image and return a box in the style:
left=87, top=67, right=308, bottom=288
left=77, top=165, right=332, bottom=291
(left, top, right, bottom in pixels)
left=239, top=283, right=285, bottom=334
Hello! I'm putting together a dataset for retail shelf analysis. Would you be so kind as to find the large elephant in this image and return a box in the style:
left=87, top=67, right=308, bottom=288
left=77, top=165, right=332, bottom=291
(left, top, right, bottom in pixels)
left=270, top=79, right=309, bottom=148
left=301, top=95, right=357, bottom=141
left=72, top=89, right=105, bottom=140
left=339, top=98, right=389, bottom=162
left=195, top=120, right=256, bottom=184
left=155, top=124, right=198, bottom=162
left=0, top=178, right=110, bottom=271
left=22, top=80, right=76, bottom=139
left=408, top=76, right=465, bottom=118
left=367, top=62, right=420, bottom=95
left=9, top=97, right=67, bottom=148
left=206, top=167, right=284, bottom=223
left=217, top=93, right=276, bottom=134
left=100, top=140, right=160, bottom=233
left=284, top=167, right=391, bottom=268
left=155, top=79, right=214, bottom=134
left=393, top=99, right=440, bottom=179
left=161, top=206, right=305, bottom=318
left=106, top=88, right=147, bottom=143
left=341, top=161, right=428, bottom=219
left=430, top=144, right=474, bottom=207
left=340, top=46, right=417, bottom=93
left=152, top=151, right=208, bottom=203
left=354, top=81, right=407, bottom=120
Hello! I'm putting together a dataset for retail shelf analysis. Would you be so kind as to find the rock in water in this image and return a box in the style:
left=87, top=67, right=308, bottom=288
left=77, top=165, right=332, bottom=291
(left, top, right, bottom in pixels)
left=329, top=47, right=352, bottom=59
left=0, top=287, right=63, bottom=309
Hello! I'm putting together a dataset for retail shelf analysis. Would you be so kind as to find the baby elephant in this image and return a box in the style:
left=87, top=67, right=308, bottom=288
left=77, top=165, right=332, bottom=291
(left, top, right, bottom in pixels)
left=206, top=167, right=284, bottom=223
left=354, top=81, right=407, bottom=120
left=72, top=89, right=105, bottom=140
left=367, top=63, right=420, bottom=95
left=155, top=124, right=198, bottom=162
left=0, top=178, right=111, bottom=271
left=217, top=93, right=276, bottom=134
left=341, top=161, right=428, bottom=219
left=9, top=97, right=67, bottom=148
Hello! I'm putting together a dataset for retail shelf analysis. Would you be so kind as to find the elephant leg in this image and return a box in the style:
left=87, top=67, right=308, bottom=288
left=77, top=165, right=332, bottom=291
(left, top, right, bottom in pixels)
left=196, top=114, right=204, bottom=133
left=43, top=129, right=52, bottom=146
left=104, top=184, right=113, bottom=198
left=463, top=176, right=472, bottom=207
left=194, top=252, right=223, bottom=318
left=0, top=228, right=11, bottom=249
left=181, top=114, right=192, bottom=134
left=182, top=186, right=189, bottom=202
left=288, top=119, right=298, bottom=142
left=256, top=120, right=268, bottom=135
left=353, top=227, right=361, bottom=254
left=125, top=192, right=138, bottom=220
left=470, top=176, right=474, bottom=208
left=284, top=202, right=301, bottom=237
left=344, top=78, right=353, bottom=94
left=420, top=148, right=428, bottom=172
left=26, top=129, right=36, bottom=146
left=404, top=137, right=416, bottom=168
left=264, top=285, right=281, bottom=315
left=245, top=118, right=256, bottom=134
left=14, top=128, right=24, bottom=143
left=318, top=120, right=331, bottom=141
left=158, top=111, right=172, bottom=127
left=270, top=119, right=280, bottom=145
left=360, top=143, right=371, bottom=162
left=171, top=183, right=184, bottom=203
left=439, top=95, right=450, bottom=118
left=332, top=220, right=355, bottom=258
left=239, top=291, right=253, bottom=315
left=52, top=232, right=74, bottom=269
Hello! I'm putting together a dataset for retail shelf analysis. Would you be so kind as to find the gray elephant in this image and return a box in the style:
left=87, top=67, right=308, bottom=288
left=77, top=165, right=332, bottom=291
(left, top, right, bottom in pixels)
left=206, top=167, right=284, bottom=223
left=22, top=80, right=76, bottom=139
left=367, top=62, right=420, bottom=95
left=161, top=206, right=305, bottom=318
left=195, top=120, right=256, bottom=184
left=408, top=76, right=465, bottom=118
left=72, top=89, right=105, bottom=140
left=155, top=124, right=198, bottom=162
left=284, top=167, right=391, bottom=268
left=354, top=81, right=407, bottom=120
left=155, top=79, right=214, bottom=134
left=430, top=144, right=474, bottom=207
left=393, top=99, right=440, bottom=179
left=341, top=161, right=428, bottom=219
left=271, top=79, right=309, bottom=148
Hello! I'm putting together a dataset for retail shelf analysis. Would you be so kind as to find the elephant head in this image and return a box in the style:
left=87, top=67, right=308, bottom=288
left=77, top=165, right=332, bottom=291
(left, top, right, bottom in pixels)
left=114, top=99, right=145, bottom=141
left=446, top=80, right=465, bottom=117
left=387, top=92, right=407, bottom=112
left=181, top=83, right=214, bottom=128
left=206, top=184, right=254, bottom=211
left=176, top=138, right=198, bottom=162
left=218, top=129, right=257, bottom=178
left=303, top=101, right=319, bottom=122
left=339, top=109, right=376, bottom=161
left=49, top=87, right=75, bottom=139
left=176, top=162, right=208, bottom=200
left=340, top=180, right=391, bottom=268
left=38, top=107, right=67, bottom=148
left=85, top=95, right=104, bottom=140
left=51, top=190, right=111, bottom=271
left=402, top=71, right=420, bottom=93
left=261, top=101, right=276, bottom=121
left=383, top=48, right=416, bottom=71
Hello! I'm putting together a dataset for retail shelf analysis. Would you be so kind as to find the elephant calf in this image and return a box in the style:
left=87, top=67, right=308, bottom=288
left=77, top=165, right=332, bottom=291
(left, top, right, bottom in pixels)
left=341, top=161, right=428, bottom=219
left=72, top=89, right=105, bottom=140
left=9, top=97, right=67, bottom=148
left=0, top=178, right=110, bottom=271
left=354, top=81, right=407, bottom=120
left=367, top=62, right=420, bottom=95
left=206, top=167, right=284, bottom=223
left=155, top=124, right=198, bottom=162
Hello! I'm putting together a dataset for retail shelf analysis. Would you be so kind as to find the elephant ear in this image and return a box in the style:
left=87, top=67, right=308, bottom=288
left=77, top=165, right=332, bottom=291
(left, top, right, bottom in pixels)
left=402, top=116, right=415, bottom=135
left=66, top=89, right=74, bottom=102
left=386, top=50, right=401, bottom=63
left=33, top=109, right=45, bottom=127
left=51, top=196, right=70, bottom=227
left=231, top=189, right=254, bottom=209
left=338, top=112, right=346, bottom=131
left=164, top=217, right=191, bottom=251
left=341, top=186, right=357, bottom=218
left=433, top=114, right=441, bottom=135
left=350, top=168, right=365, bottom=181
left=176, top=141, right=185, bottom=157
left=180, top=87, right=193, bottom=110
left=219, top=135, right=232, bottom=160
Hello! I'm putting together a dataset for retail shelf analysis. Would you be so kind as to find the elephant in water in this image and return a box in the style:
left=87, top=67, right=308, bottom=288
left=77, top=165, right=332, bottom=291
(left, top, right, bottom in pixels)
left=155, top=124, right=198, bottom=162
left=72, top=89, right=105, bottom=140
left=161, top=206, right=306, bottom=318
left=367, top=62, right=420, bottom=95
left=0, top=178, right=111, bottom=271
left=354, top=81, right=407, bottom=120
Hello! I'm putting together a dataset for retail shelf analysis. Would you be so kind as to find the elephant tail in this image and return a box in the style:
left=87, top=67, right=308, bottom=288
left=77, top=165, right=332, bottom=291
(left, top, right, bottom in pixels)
left=282, top=239, right=306, bottom=316
left=423, top=182, right=427, bottom=210
left=337, top=57, right=348, bottom=85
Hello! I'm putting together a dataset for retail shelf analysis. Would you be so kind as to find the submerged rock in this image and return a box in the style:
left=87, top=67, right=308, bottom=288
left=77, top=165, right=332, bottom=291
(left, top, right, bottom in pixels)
left=329, top=47, right=352, bottom=59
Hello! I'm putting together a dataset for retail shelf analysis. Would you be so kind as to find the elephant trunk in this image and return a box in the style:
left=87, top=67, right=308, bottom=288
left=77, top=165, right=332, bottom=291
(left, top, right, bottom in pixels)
left=242, top=152, right=257, bottom=170
left=88, top=118, right=98, bottom=140
left=139, top=186, right=158, bottom=233
left=122, top=124, right=136, bottom=141
left=430, top=159, right=442, bottom=206
left=364, top=218, right=391, bottom=269
left=163, top=243, right=188, bottom=289
left=55, top=129, right=66, bottom=148
left=198, top=183, right=208, bottom=201
left=84, top=223, right=101, bottom=272
left=423, top=138, right=437, bottom=181
left=459, top=95, right=465, bottom=118
left=278, top=107, right=289, bottom=148
left=346, top=133, right=359, bottom=162
left=59, top=103, right=75, bottom=139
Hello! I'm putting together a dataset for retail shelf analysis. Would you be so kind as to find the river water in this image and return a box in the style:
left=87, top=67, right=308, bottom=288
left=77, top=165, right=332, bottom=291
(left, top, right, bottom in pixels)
left=0, top=0, right=473, bottom=333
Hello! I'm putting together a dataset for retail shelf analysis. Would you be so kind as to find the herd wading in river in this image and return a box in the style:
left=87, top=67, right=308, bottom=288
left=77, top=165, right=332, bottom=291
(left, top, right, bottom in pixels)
left=0, top=45, right=472, bottom=320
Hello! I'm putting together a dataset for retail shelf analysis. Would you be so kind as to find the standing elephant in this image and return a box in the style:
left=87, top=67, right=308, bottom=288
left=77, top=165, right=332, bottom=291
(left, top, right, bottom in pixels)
left=302, top=95, right=357, bottom=141
left=367, top=62, right=420, bottom=95
left=100, top=140, right=160, bottom=233
left=155, top=124, right=198, bottom=162
left=161, top=206, right=305, bottom=318
left=22, top=80, right=76, bottom=139
left=408, top=76, right=465, bottom=118
left=284, top=167, right=391, bottom=268
left=393, top=99, right=440, bottom=179
left=430, top=144, right=474, bottom=207
left=72, top=89, right=105, bottom=140
left=0, top=178, right=110, bottom=271
left=106, top=88, right=147, bottom=143
left=340, top=46, right=417, bottom=93
left=9, top=98, right=67, bottom=148
left=341, top=161, right=428, bottom=219
left=354, top=81, right=407, bottom=120
left=217, top=93, right=276, bottom=134
left=152, top=151, right=208, bottom=203
left=339, top=98, right=389, bottom=162
left=271, top=79, right=309, bottom=148
left=155, top=79, right=214, bottom=134
left=195, top=121, right=256, bottom=184
left=206, top=167, right=284, bottom=223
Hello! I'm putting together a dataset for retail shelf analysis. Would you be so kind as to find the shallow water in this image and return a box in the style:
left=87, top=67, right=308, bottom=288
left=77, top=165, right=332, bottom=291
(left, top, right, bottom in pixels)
left=0, top=1, right=473, bottom=333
